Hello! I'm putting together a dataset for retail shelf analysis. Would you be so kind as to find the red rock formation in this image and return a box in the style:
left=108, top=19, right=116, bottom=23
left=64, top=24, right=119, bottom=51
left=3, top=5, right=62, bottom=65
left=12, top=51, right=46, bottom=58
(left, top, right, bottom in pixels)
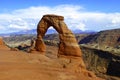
left=0, top=37, right=9, bottom=50
left=0, top=37, right=4, bottom=45
left=35, top=14, right=82, bottom=57
left=34, top=15, right=101, bottom=79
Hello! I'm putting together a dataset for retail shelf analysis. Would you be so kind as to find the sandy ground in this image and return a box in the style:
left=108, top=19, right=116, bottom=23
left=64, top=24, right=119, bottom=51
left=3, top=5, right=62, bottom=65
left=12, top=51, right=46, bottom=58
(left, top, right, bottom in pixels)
left=0, top=45, right=102, bottom=80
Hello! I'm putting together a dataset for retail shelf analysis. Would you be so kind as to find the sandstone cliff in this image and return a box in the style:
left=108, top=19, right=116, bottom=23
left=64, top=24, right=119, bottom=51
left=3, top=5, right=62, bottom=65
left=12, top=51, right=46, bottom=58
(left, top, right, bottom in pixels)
left=0, top=37, right=9, bottom=50
left=81, top=46, right=120, bottom=80
left=0, top=37, right=5, bottom=45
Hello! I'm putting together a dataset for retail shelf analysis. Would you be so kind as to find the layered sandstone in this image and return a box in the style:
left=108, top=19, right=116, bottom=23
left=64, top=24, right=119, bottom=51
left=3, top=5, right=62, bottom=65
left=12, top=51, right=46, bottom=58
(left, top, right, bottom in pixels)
left=0, top=37, right=4, bottom=45
left=35, top=14, right=82, bottom=57
left=32, top=14, right=102, bottom=79
left=0, top=37, right=9, bottom=50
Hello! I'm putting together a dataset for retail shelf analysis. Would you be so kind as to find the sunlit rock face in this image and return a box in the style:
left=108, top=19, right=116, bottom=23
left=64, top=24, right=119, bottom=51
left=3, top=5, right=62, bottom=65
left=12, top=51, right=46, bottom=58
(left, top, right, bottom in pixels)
left=0, top=37, right=4, bottom=45
left=35, top=14, right=82, bottom=57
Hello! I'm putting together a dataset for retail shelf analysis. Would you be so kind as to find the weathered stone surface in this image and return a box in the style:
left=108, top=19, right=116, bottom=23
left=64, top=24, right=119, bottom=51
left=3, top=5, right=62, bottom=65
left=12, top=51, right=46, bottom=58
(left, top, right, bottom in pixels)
left=35, top=14, right=82, bottom=57
left=0, top=37, right=9, bottom=50
left=81, top=46, right=120, bottom=79
left=34, top=15, right=101, bottom=79
left=0, top=37, right=4, bottom=45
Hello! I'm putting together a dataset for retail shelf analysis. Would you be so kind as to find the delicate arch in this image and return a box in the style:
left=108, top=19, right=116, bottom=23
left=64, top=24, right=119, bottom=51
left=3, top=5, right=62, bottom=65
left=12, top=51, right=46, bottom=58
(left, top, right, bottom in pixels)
left=35, top=14, right=82, bottom=57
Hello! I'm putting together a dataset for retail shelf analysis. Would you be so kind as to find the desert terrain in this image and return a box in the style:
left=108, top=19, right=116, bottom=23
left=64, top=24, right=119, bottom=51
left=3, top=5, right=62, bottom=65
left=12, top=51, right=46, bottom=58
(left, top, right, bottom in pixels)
left=2, top=29, right=120, bottom=80
left=0, top=41, right=103, bottom=80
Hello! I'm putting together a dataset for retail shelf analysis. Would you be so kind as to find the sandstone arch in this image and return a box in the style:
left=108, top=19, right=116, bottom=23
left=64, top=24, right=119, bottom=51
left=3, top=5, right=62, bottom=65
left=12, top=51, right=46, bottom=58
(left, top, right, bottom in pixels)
left=35, top=14, right=82, bottom=57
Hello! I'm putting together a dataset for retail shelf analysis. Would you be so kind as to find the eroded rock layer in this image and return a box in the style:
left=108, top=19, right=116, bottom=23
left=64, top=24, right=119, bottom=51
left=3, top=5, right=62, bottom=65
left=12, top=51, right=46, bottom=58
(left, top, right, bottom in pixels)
left=34, top=15, right=101, bottom=79
left=35, top=14, right=82, bottom=57
left=0, top=37, right=9, bottom=50
left=0, top=37, right=4, bottom=45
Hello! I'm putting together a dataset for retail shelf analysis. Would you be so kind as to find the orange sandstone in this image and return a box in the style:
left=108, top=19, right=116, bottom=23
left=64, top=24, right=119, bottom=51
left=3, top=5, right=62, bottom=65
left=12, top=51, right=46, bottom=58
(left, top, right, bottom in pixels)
left=35, top=14, right=82, bottom=57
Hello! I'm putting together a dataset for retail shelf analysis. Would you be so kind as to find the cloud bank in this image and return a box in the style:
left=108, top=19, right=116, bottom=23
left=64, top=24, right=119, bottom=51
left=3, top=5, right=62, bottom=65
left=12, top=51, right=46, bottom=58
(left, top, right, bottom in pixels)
left=0, top=4, right=120, bottom=33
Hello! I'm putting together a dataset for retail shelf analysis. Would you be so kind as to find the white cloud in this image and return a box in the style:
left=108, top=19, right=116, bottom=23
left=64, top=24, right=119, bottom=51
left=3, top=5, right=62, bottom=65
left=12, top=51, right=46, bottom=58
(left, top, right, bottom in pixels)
left=0, top=4, right=120, bottom=33
left=9, top=20, right=28, bottom=30
left=0, top=25, right=6, bottom=30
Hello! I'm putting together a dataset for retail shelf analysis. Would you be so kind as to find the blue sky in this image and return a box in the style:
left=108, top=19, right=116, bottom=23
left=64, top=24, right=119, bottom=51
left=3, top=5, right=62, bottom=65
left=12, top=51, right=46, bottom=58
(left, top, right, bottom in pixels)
left=1, top=0, right=120, bottom=13
left=0, top=0, right=120, bottom=33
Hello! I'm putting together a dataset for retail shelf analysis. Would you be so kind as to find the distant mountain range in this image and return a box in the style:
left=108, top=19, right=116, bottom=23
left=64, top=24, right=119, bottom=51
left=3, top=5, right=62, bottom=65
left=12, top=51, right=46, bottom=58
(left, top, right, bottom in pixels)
left=72, top=29, right=96, bottom=34
left=0, top=29, right=96, bottom=37
left=79, top=28, right=120, bottom=48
